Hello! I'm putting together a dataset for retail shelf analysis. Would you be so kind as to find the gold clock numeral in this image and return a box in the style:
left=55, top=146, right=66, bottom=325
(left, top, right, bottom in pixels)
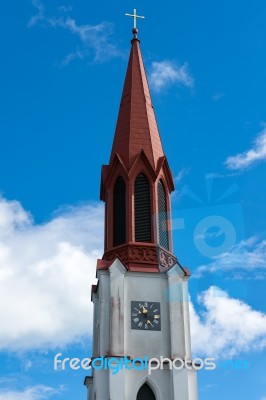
left=154, top=315, right=160, bottom=319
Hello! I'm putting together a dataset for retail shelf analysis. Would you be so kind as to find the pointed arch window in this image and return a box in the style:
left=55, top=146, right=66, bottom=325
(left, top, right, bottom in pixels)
left=158, top=180, right=169, bottom=250
left=113, top=176, right=126, bottom=247
left=137, top=383, right=156, bottom=400
left=134, top=173, right=151, bottom=242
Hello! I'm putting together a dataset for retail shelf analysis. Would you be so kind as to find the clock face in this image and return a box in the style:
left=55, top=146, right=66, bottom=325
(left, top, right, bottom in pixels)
left=131, top=301, right=161, bottom=331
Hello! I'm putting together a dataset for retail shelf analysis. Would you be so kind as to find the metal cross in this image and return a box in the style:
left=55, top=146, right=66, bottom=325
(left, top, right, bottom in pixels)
left=125, top=9, right=145, bottom=30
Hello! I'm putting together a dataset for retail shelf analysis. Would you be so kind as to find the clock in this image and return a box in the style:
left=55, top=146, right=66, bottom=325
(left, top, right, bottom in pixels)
left=131, top=301, right=161, bottom=331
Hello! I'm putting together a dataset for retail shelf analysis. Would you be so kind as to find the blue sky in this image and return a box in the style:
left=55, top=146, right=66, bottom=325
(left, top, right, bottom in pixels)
left=0, top=0, right=266, bottom=399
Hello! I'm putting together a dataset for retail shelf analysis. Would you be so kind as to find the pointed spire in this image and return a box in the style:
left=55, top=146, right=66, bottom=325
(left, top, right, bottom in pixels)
left=100, top=28, right=177, bottom=272
left=110, top=34, right=164, bottom=171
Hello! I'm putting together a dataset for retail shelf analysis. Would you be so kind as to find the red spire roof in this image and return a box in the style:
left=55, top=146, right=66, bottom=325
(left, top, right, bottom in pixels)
left=110, top=37, right=164, bottom=171
left=100, top=30, right=177, bottom=272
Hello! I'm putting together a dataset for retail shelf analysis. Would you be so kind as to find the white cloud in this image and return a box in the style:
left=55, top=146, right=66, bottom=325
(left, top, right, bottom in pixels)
left=149, top=61, right=194, bottom=92
left=205, top=172, right=226, bottom=179
left=28, top=0, right=45, bottom=27
left=190, top=286, right=266, bottom=358
left=225, top=126, right=266, bottom=170
left=28, top=1, right=120, bottom=63
left=174, top=168, right=190, bottom=184
left=172, top=168, right=191, bottom=201
left=1, top=197, right=266, bottom=363
left=0, top=197, right=103, bottom=351
left=0, top=385, right=59, bottom=400
left=57, top=6, right=72, bottom=14
left=212, top=92, right=225, bottom=101
left=194, top=237, right=266, bottom=279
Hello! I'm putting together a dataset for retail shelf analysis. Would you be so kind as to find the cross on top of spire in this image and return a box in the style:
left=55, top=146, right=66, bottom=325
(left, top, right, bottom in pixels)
left=125, top=8, right=145, bottom=38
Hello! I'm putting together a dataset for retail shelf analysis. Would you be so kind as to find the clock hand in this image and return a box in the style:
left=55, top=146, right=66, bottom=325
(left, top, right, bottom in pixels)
left=147, top=319, right=155, bottom=327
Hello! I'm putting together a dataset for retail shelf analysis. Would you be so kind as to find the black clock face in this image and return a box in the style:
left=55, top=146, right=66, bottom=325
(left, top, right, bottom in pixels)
left=131, top=301, right=161, bottom=331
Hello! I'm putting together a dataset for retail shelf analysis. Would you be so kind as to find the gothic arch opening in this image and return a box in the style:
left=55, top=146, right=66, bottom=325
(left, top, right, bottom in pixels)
left=134, top=173, right=151, bottom=242
left=113, top=176, right=126, bottom=246
left=137, top=383, right=156, bottom=400
left=157, top=180, right=169, bottom=250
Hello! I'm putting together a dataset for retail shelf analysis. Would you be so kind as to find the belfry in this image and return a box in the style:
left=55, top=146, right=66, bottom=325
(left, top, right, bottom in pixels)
left=85, top=11, right=198, bottom=400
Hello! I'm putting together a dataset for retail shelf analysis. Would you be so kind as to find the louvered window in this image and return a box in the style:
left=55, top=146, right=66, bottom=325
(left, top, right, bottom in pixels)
left=113, top=177, right=126, bottom=247
left=158, top=180, right=169, bottom=250
left=137, top=383, right=156, bottom=400
left=134, top=173, right=151, bottom=242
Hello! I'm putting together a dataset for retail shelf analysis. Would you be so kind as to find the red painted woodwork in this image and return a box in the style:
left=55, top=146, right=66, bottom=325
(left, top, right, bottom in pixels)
left=99, top=35, right=183, bottom=273
left=110, top=38, right=164, bottom=171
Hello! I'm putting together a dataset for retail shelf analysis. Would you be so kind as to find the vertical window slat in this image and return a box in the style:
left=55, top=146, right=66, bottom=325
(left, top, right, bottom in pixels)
left=113, top=177, right=126, bottom=247
left=158, top=180, right=169, bottom=250
left=134, top=174, right=151, bottom=242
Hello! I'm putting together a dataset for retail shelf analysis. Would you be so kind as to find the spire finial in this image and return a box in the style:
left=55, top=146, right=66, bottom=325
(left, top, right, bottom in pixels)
left=125, top=8, right=145, bottom=38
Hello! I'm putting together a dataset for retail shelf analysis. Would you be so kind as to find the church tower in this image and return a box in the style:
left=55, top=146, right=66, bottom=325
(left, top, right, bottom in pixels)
left=85, top=17, right=198, bottom=400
